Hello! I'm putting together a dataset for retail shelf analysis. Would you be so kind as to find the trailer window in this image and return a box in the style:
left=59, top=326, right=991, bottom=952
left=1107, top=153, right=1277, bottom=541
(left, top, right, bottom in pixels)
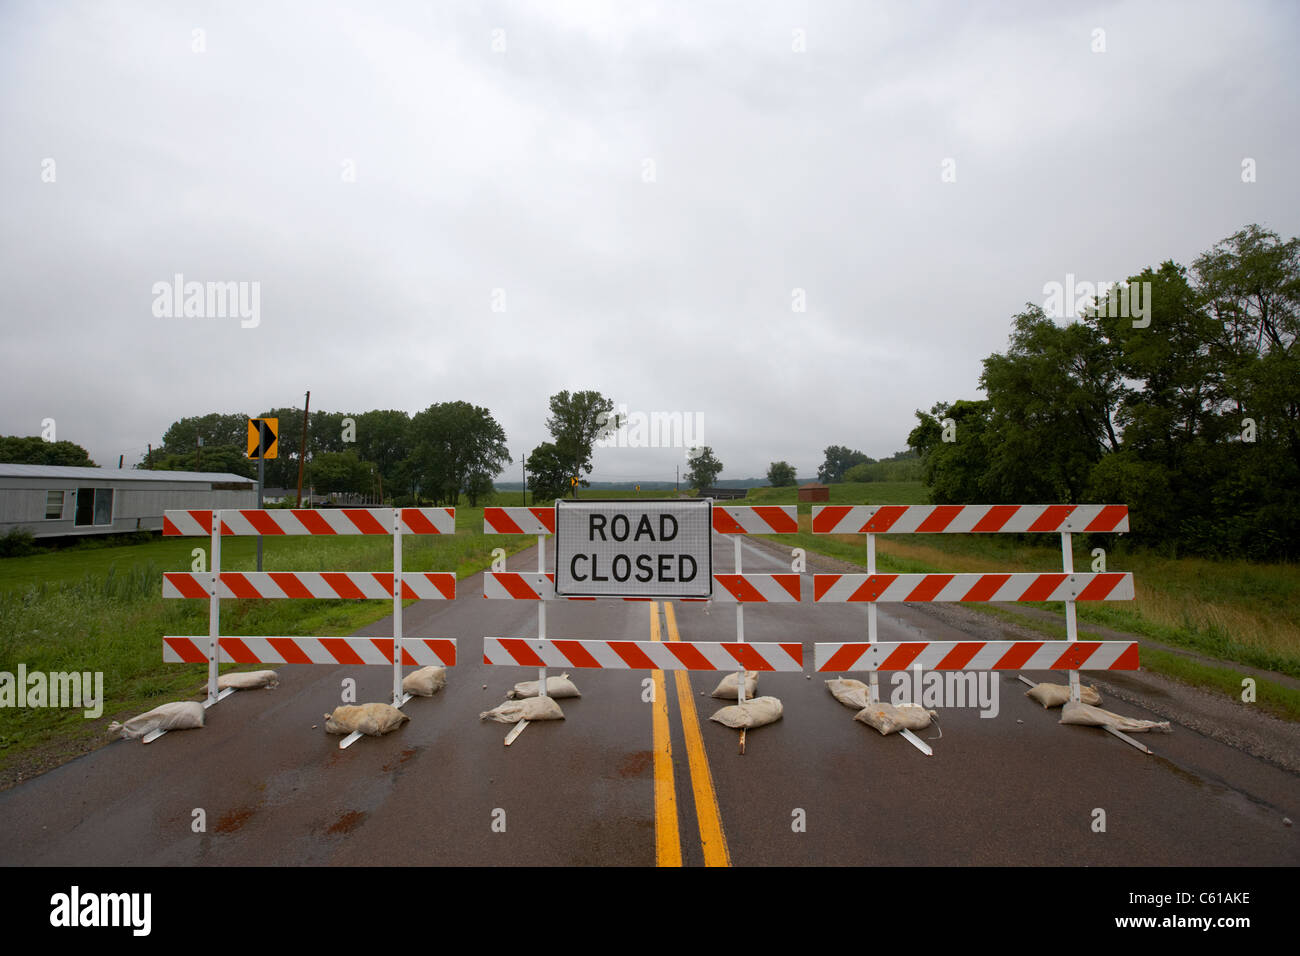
left=73, top=488, right=113, bottom=526
left=93, top=489, right=113, bottom=525
left=45, top=491, right=64, bottom=519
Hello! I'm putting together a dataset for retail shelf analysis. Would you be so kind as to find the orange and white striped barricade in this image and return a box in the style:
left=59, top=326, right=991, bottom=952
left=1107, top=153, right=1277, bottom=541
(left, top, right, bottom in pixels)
left=812, top=504, right=1138, bottom=754
left=161, top=507, right=456, bottom=747
left=710, top=505, right=799, bottom=704
left=480, top=504, right=803, bottom=729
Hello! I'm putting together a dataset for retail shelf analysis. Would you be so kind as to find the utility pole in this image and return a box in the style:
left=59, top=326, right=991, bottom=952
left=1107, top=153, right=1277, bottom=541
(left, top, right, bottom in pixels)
left=295, top=390, right=310, bottom=507
left=521, top=450, right=527, bottom=506
left=196, top=434, right=203, bottom=471
left=147, top=443, right=153, bottom=469
left=676, top=464, right=679, bottom=493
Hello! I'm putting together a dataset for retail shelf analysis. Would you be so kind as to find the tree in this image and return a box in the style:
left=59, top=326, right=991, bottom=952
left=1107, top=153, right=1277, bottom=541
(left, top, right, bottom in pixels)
left=0, top=435, right=96, bottom=467
left=408, top=401, right=510, bottom=505
left=685, top=446, right=723, bottom=492
left=353, top=409, right=411, bottom=495
left=766, top=461, right=797, bottom=486
left=545, top=390, right=616, bottom=497
left=151, top=445, right=255, bottom=478
left=820, top=446, right=869, bottom=483
left=307, top=450, right=371, bottom=495
left=525, top=443, right=572, bottom=503
left=160, top=413, right=250, bottom=457
left=817, top=445, right=871, bottom=483
left=907, top=400, right=992, bottom=503
left=978, top=306, right=1123, bottom=502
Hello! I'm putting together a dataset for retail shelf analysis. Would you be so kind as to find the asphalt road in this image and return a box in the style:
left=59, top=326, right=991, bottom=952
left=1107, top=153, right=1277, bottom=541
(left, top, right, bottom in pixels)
left=1, top=534, right=1296, bottom=867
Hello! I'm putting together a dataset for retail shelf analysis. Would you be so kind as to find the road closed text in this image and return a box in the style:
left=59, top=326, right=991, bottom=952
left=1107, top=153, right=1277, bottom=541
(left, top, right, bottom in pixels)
left=569, top=514, right=700, bottom=585
left=555, top=500, right=712, bottom=598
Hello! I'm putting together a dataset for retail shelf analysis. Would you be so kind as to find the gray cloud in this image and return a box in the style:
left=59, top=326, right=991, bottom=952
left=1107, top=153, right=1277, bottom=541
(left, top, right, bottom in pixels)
left=2, top=0, right=1297, bottom=479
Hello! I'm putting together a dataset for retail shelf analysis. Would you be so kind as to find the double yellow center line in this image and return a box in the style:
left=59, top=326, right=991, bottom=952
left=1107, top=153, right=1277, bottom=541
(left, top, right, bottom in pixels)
left=650, top=601, right=731, bottom=867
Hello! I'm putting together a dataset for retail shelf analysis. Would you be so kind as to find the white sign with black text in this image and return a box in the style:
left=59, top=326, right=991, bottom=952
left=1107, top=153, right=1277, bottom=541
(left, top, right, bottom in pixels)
left=554, top=499, right=712, bottom=598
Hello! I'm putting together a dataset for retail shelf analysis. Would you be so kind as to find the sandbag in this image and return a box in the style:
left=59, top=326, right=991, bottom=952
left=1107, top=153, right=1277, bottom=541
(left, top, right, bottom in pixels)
left=218, top=669, right=279, bottom=690
left=854, top=701, right=936, bottom=736
left=324, top=703, right=410, bottom=736
left=506, top=673, right=580, bottom=699
left=480, top=696, right=565, bottom=723
left=1060, top=701, right=1172, bottom=733
left=711, top=671, right=758, bottom=700
left=108, top=701, right=205, bottom=740
left=1025, top=682, right=1101, bottom=708
left=402, top=666, right=447, bottom=697
left=825, top=677, right=872, bottom=711
left=710, top=696, right=783, bottom=729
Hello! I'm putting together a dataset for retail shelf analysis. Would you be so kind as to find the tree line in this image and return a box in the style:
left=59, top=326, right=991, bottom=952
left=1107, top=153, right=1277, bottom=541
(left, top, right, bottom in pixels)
left=143, top=389, right=642, bottom=507
left=907, top=224, right=1298, bottom=561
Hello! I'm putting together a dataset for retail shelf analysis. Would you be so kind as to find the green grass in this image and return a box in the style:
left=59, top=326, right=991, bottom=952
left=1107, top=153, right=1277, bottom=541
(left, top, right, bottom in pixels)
left=961, top=602, right=1300, bottom=722
left=736, top=481, right=931, bottom=509
left=0, top=506, right=535, bottom=778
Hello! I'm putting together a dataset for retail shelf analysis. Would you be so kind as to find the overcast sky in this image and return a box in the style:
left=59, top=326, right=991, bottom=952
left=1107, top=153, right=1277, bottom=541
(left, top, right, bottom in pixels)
left=2, top=0, right=1297, bottom=482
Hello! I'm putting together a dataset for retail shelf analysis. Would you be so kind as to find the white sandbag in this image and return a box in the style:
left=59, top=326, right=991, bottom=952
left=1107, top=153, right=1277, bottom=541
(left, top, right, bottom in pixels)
left=854, top=701, right=936, bottom=736
left=506, top=673, right=580, bottom=699
left=709, top=696, right=783, bottom=729
left=108, top=701, right=205, bottom=740
left=402, top=666, right=447, bottom=697
left=1025, top=682, right=1101, bottom=708
left=218, top=669, right=280, bottom=690
left=710, top=671, right=758, bottom=700
left=480, top=696, right=565, bottom=723
left=324, top=703, right=410, bottom=736
left=1060, top=701, right=1172, bottom=733
left=825, top=677, right=872, bottom=710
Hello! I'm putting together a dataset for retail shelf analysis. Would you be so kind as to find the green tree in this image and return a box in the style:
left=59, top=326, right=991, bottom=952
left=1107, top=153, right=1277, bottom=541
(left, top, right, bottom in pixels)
left=160, top=413, right=250, bottom=456
left=817, top=445, right=871, bottom=483
left=907, top=400, right=992, bottom=503
left=151, top=445, right=255, bottom=478
left=766, top=461, right=797, bottom=486
left=525, top=443, right=572, bottom=503
left=978, top=306, right=1123, bottom=502
left=408, top=401, right=510, bottom=505
left=307, top=449, right=371, bottom=495
left=353, top=409, right=411, bottom=494
left=0, top=436, right=96, bottom=467
left=685, top=446, right=723, bottom=492
left=545, top=390, right=616, bottom=497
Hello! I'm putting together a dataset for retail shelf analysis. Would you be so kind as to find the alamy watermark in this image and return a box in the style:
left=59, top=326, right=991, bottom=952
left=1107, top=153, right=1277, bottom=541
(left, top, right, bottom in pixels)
left=152, top=273, right=260, bottom=328
left=595, top=404, right=705, bottom=458
left=50, top=886, right=150, bottom=936
left=0, top=664, right=103, bottom=718
left=890, top=665, right=999, bottom=718
left=1042, top=274, right=1151, bottom=328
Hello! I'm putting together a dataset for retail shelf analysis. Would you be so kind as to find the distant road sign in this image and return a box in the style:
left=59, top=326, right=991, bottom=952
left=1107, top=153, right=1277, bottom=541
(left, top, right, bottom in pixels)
left=554, top=499, right=712, bottom=598
left=247, top=418, right=278, bottom=459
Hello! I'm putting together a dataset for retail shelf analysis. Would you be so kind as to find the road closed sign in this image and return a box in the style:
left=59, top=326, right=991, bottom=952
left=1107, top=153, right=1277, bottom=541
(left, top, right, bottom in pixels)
left=555, top=499, right=712, bottom=598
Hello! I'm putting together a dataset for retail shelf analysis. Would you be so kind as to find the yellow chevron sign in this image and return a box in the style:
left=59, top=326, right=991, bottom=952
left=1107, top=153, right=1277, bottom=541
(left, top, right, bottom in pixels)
left=247, top=418, right=278, bottom=459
